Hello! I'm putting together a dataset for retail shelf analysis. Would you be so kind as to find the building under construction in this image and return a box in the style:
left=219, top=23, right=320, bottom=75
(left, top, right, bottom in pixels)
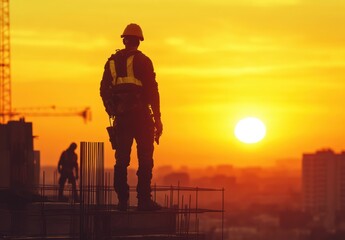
left=0, top=119, right=225, bottom=240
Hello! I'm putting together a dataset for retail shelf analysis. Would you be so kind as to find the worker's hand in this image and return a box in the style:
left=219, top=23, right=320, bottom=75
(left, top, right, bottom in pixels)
left=154, top=118, right=163, bottom=145
left=75, top=175, right=79, bottom=180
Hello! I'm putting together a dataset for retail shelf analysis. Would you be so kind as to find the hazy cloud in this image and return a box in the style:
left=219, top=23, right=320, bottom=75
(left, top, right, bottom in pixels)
left=12, top=29, right=110, bottom=51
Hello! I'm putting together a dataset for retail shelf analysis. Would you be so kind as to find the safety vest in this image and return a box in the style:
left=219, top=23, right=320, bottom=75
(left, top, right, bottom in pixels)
left=109, top=55, right=143, bottom=87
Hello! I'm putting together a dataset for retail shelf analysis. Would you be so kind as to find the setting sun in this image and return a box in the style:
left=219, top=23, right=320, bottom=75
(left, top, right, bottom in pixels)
left=234, top=117, right=266, bottom=144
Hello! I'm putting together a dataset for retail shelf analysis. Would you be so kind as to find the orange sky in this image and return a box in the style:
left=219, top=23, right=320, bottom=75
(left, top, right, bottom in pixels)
left=8, top=0, right=345, bottom=168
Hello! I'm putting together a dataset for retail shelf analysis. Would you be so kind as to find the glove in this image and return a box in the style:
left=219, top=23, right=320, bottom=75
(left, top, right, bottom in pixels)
left=154, top=118, right=163, bottom=145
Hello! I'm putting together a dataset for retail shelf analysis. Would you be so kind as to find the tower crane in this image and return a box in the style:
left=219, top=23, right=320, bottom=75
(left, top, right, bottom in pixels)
left=0, top=0, right=91, bottom=124
left=0, top=0, right=11, bottom=123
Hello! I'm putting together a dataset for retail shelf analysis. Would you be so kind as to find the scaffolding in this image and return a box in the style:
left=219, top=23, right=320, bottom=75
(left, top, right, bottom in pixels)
left=0, top=142, right=225, bottom=239
left=0, top=185, right=224, bottom=240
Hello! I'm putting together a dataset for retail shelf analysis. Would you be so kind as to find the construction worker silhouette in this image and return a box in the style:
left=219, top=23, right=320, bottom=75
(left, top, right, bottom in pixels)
left=100, top=23, right=163, bottom=211
left=57, top=142, right=79, bottom=202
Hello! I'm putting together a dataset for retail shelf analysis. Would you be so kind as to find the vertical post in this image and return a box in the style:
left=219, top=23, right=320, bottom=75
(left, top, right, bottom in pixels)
left=41, top=171, right=46, bottom=237
left=187, top=194, right=192, bottom=237
left=222, top=187, right=225, bottom=240
left=42, top=171, right=45, bottom=200
left=153, top=183, right=157, bottom=202
left=180, top=195, right=184, bottom=234
left=195, top=187, right=198, bottom=234
left=177, top=181, right=180, bottom=234
left=170, top=185, right=173, bottom=208
left=79, top=142, right=84, bottom=240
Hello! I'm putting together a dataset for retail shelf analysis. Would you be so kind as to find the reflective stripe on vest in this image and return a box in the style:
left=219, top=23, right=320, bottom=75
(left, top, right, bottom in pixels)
left=109, top=55, right=143, bottom=87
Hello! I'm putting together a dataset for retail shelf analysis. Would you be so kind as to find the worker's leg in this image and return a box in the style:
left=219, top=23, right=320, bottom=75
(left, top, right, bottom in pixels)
left=70, top=176, right=79, bottom=202
left=135, top=115, right=160, bottom=210
left=58, top=174, right=67, bottom=200
left=136, top=140, right=154, bottom=202
left=114, top=117, right=133, bottom=209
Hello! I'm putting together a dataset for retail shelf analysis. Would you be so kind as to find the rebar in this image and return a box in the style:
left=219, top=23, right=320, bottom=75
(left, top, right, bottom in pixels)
left=80, top=141, right=104, bottom=240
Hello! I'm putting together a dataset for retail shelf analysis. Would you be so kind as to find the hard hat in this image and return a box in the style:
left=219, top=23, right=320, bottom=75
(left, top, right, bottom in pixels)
left=121, top=23, right=144, bottom=41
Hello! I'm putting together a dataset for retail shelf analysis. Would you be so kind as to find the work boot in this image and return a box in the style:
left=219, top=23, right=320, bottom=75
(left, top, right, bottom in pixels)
left=137, top=199, right=162, bottom=211
left=117, top=201, right=128, bottom=212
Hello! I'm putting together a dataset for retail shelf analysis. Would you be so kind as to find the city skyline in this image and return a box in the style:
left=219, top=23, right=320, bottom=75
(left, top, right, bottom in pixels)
left=7, top=0, right=345, bottom=168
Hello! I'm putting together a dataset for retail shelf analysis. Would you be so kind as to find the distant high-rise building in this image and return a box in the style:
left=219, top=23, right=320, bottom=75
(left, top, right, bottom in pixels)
left=302, top=149, right=345, bottom=229
left=0, top=119, right=40, bottom=193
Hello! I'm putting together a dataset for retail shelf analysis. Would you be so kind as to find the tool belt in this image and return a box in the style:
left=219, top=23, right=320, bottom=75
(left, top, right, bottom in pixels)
left=107, top=117, right=117, bottom=150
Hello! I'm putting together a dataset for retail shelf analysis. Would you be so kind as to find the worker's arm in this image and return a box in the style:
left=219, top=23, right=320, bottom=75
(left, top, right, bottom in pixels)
left=135, top=53, right=163, bottom=143
left=57, top=152, right=65, bottom=174
left=74, top=154, right=79, bottom=180
left=100, top=59, right=116, bottom=116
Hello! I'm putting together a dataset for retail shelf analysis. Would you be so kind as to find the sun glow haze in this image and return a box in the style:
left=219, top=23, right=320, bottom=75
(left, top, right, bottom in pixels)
left=9, top=0, right=345, bottom=168
left=234, top=117, right=266, bottom=144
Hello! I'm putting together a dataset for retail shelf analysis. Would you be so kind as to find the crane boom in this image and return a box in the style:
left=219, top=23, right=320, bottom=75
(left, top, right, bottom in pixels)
left=0, top=0, right=11, bottom=124
left=0, top=106, right=92, bottom=123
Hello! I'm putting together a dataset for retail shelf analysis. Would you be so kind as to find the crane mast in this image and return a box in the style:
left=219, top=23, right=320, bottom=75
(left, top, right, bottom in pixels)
left=0, top=0, right=11, bottom=124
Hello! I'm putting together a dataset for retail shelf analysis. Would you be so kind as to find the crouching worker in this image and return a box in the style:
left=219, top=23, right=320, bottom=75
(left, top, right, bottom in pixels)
left=57, top=142, right=79, bottom=202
